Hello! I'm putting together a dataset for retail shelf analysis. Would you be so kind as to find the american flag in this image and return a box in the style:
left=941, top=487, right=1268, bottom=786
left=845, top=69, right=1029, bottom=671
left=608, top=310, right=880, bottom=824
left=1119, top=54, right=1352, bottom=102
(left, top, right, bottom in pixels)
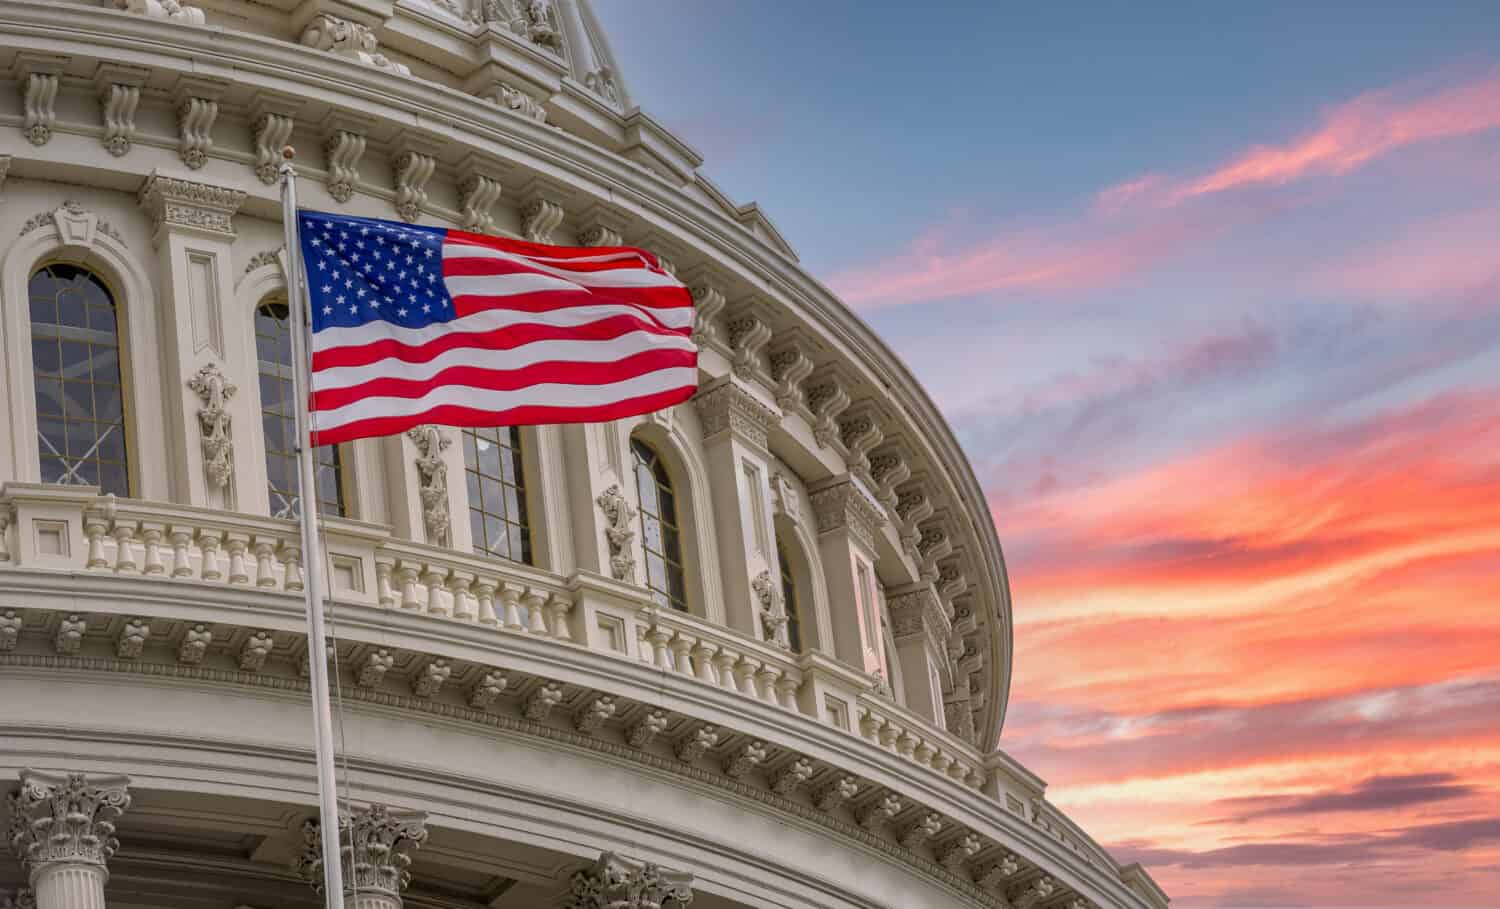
left=296, top=211, right=697, bottom=444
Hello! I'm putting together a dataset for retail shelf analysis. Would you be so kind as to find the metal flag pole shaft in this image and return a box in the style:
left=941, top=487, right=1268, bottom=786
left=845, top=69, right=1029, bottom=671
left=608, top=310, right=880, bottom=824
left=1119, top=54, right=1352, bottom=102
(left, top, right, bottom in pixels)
left=278, top=148, right=348, bottom=908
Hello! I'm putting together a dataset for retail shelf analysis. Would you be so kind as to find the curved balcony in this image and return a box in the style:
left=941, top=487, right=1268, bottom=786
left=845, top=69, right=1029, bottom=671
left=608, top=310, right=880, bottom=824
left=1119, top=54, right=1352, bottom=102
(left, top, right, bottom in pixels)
left=0, top=484, right=1162, bottom=909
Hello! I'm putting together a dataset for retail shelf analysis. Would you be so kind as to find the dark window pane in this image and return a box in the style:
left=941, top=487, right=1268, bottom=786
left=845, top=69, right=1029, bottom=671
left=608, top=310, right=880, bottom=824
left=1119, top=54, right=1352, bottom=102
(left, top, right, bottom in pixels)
left=463, top=426, right=531, bottom=565
left=32, top=339, right=60, bottom=374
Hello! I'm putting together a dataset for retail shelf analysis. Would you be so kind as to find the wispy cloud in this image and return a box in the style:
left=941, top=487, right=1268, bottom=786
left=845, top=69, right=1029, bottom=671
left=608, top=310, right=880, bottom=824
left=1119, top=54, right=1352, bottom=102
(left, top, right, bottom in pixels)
left=828, top=66, right=1500, bottom=309
left=1211, top=774, right=1481, bottom=823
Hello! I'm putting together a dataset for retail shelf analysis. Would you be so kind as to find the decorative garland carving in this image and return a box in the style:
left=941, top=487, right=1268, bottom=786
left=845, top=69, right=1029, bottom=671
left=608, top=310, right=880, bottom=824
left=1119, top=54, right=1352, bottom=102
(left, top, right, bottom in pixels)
left=406, top=425, right=451, bottom=546
left=300, top=15, right=411, bottom=76
left=595, top=484, right=637, bottom=582
left=19, top=201, right=126, bottom=246
left=187, top=364, right=237, bottom=489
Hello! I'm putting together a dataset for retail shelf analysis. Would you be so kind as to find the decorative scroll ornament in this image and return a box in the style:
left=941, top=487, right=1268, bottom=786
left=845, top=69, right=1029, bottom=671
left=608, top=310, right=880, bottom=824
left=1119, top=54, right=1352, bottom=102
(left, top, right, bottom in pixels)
left=99, top=83, right=141, bottom=157
left=406, top=425, right=451, bottom=545
left=595, top=484, right=637, bottom=581
left=187, top=363, right=236, bottom=489
left=392, top=150, right=435, bottom=222
left=6, top=770, right=132, bottom=871
left=21, top=72, right=58, bottom=146
left=296, top=804, right=428, bottom=897
left=569, top=852, right=694, bottom=909
left=751, top=569, right=788, bottom=648
left=177, top=97, right=219, bottom=170
left=252, top=113, right=295, bottom=185
left=115, top=0, right=205, bottom=24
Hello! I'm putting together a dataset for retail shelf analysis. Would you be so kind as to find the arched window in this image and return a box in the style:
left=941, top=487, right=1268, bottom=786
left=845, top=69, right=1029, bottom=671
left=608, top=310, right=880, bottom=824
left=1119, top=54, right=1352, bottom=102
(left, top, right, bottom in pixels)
left=631, top=438, right=686, bottom=612
left=255, top=300, right=344, bottom=518
left=778, top=536, right=804, bottom=652
left=463, top=425, right=531, bottom=564
left=30, top=264, right=129, bottom=495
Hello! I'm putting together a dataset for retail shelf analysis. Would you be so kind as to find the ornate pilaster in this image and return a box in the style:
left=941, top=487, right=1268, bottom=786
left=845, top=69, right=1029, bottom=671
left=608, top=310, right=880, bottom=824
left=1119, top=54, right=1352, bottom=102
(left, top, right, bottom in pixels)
left=692, top=380, right=778, bottom=452
left=568, top=852, right=694, bottom=909
left=6, top=770, right=132, bottom=906
left=296, top=804, right=428, bottom=909
left=137, top=174, right=246, bottom=241
left=808, top=478, right=884, bottom=551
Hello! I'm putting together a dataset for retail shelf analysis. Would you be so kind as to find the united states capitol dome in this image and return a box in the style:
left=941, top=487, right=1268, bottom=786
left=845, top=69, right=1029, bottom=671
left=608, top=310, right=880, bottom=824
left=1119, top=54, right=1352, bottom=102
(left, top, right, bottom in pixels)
left=0, top=2, right=1170, bottom=907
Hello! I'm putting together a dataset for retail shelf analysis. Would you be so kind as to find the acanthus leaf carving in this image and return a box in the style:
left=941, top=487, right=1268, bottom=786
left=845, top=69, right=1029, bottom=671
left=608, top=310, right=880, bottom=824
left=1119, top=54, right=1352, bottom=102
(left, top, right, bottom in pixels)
left=569, top=852, right=694, bottom=909
left=187, top=363, right=237, bottom=489
left=806, top=375, right=852, bottom=450
left=687, top=284, right=726, bottom=349
left=769, top=342, right=814, bottom=413
left=295, top=804, right=427, bottom=897
left=406, top=426, right=451, bottom=546
left=6, top=770, right=132, bottom=871
left=726, top=310, right=772, bottom=378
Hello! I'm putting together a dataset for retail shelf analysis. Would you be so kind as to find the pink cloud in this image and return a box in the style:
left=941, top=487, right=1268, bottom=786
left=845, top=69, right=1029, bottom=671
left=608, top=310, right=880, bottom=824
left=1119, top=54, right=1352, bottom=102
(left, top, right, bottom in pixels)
left=1106, top=65, right=1500, bottom=207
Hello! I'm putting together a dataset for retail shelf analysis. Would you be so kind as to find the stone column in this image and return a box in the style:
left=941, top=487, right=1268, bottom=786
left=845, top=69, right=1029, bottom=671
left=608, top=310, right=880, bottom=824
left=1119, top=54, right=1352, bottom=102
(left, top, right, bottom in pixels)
left=296, top=804, right=428, bottom=909
left=808, top=477, right=887, bottom=675
left=6, top=770, right=131, bottom=909
left=568, top=852, right=693, bottom=908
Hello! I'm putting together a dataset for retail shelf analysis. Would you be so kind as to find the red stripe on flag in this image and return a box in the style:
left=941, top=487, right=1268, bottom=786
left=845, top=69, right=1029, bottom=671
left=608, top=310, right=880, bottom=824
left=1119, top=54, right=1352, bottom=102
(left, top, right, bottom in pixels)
left=449, top=287, right=692, bottom=326
left=311, top=348, right=698, bottom=411
left=309, top=385, right=698, bottom=446
left=312, top=314, right=685, bottom=371
left=444, top=230, right=668, bottom=270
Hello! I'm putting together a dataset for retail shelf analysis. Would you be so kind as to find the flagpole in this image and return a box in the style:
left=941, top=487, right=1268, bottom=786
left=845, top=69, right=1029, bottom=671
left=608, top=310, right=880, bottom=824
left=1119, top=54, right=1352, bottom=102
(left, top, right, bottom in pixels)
left=278, top=147, right=348, bottom=908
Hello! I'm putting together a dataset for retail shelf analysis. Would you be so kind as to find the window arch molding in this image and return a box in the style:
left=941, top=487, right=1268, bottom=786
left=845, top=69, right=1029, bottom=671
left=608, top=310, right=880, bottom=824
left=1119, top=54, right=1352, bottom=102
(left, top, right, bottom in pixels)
left=234, top=259, right=360, bottom=521
left=627, top=419, right=723, bottom=623
left=1, top=210, right=166, bottom=498
left=773, top=512, right=833, bottom=654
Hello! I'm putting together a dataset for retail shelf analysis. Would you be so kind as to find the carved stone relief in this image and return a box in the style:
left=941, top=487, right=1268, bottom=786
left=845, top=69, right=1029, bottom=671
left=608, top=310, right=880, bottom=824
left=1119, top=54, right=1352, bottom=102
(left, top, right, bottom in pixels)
left=595, top=484, right=637, bottom=581
left=187, top=363, right=237, bottom=489
left=407, top=425, right=452, bottom=546
left=296, top=804, right=428, bottom=898
left=300, top=15, right=411, bottom=76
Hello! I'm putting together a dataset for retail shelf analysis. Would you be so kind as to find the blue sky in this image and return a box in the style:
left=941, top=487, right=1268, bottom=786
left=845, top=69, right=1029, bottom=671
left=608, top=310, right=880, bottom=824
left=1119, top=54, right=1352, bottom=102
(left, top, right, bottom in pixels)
left=597, top=5, right=1500, bottom=907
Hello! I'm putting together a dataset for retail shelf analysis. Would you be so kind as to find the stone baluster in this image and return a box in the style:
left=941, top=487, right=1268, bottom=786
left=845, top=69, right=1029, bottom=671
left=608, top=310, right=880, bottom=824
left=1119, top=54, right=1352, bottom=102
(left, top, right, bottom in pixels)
left=111, top=522, right=138, bottom=573
left=374, top=560, right=395, bottom=607
left=643, top=625, right=673, bottom=671
left=473, top=579, right=498, bottom=626
left=690, top=641, right=719, bottom=684
left=83, top=515, right=109, bottom=569
left=774, top=673, right=801, bottom=711
left=711, top=648, right=739, bottom=691
left=253, top=540, right=277, bottom=588
left=543, top=593, right=573, bottom=641
left=139, top=524, right=165, bottom=575
left=756, top=664, right=782, bottom=705
left=447, top=571, right=476, bottom=622
left=522, top=589, right=548, bottom=635
left=732, top=657, right=759, bottom=697
left=498, top=583, right=525, bottom=630
left=396, top=563, right=421, bottom=610
left=878, top=723, right=901, bottom=751
left=197, top=530, right=223, bottom=580
left=281, top=544, right=305, bottom=592
left=667, top=634, right=694, bottom=676
left=422, top=566, right=447, bottom=616
left=224, top=534, right=250, bottom=584
left=168, top=529, right=194, bottom=577
left=7, top=770, right=132, bottom=909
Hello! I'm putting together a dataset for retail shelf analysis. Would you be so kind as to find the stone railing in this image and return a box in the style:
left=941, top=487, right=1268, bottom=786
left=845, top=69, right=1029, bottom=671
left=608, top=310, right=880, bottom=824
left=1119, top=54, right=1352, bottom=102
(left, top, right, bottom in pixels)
left=0, top=483, right=993, bottom=788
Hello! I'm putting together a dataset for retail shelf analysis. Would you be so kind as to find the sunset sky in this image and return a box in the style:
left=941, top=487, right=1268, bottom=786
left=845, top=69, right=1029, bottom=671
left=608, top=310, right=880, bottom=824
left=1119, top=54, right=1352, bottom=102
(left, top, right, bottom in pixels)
left=598, top=3, right=1500, bottom=906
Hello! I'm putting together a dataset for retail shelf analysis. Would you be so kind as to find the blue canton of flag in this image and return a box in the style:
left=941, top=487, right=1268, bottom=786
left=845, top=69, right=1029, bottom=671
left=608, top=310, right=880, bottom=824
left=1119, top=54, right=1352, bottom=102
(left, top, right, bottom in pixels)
left=299, top=211, right=452, bottom=332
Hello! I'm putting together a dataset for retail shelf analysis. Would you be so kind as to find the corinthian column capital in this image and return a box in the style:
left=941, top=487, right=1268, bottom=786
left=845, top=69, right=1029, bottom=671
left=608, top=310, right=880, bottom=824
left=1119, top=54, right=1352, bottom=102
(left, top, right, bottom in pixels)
left=6, top=770, right=131, bottom=873
left=296, top=804, right=428, bottom=907
left=568, top=852, right=694, bottom=908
